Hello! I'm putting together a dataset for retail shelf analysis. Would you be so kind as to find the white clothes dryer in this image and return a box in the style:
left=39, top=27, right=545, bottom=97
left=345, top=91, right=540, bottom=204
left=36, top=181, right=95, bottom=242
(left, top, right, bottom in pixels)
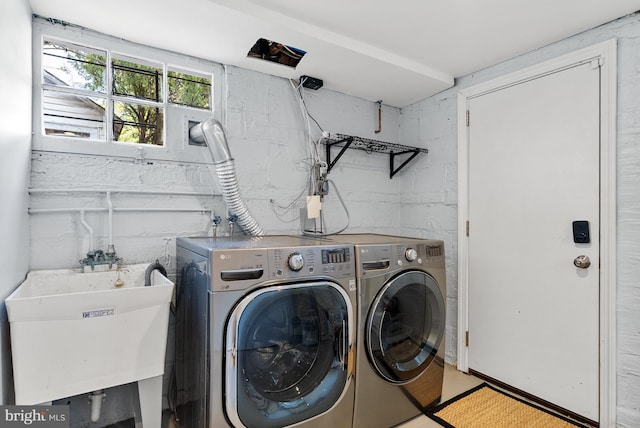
left=175, top=235, right=357, bottom=428
left=329, top=234, right=446, bottom=428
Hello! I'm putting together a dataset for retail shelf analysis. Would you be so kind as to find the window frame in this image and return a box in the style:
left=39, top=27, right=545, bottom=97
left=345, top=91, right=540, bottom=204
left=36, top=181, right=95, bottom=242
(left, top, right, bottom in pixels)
left=33, top=19, right=223, bottom=163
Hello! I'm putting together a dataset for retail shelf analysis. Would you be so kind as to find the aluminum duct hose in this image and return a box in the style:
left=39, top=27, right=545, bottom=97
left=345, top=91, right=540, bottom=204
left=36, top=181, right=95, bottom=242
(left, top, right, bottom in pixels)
left=215, top=160, right=263, bottom=236
left=190, top=118, right=264, bottom=236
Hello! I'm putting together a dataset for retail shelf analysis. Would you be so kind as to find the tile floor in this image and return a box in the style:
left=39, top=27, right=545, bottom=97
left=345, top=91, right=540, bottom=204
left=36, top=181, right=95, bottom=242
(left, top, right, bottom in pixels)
left=104, top=365, right=480, bottom=428
left=106, top=364, right=595, bottom=428
left=399, top=364, right=483, bottom=428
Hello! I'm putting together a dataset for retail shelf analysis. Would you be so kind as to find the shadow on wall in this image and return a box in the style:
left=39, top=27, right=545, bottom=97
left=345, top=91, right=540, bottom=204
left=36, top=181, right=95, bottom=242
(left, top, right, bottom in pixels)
left=1, top=303, right=15, bottom=405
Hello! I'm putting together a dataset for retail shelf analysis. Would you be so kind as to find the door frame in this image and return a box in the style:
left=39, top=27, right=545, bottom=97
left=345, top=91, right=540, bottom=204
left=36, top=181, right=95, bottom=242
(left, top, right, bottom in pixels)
left=456, top=39, right=617, bottom=425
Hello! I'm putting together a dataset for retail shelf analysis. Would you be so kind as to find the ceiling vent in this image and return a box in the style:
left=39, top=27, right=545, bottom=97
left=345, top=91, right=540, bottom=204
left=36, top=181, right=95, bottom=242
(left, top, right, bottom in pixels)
left=247, top=38, right=306, bottom=68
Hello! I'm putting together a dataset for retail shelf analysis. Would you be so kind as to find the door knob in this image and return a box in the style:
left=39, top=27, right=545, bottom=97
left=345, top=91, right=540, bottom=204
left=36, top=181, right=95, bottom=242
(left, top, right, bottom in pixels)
left=573, top=255, right=591, bottom=269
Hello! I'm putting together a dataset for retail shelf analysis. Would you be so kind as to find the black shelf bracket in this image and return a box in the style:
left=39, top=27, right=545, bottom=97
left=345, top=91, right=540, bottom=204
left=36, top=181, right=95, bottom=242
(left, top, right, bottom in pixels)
left=325, top=136, right=354, bottom=173
left=390, top=149, right=421, bottom=179
left=323, top=133, right=427, bottom=179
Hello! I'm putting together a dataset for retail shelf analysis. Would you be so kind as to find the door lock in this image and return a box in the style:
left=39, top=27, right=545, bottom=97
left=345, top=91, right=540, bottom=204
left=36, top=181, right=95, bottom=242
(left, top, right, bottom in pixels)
left=572, top=221, right=590, bottom=243
left=573, top=255, right=591, bottom=269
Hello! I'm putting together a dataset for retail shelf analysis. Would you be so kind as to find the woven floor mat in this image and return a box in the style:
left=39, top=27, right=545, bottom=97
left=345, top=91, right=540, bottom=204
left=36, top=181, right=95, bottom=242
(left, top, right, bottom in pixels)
left=425, top=383, right=589, bottom=428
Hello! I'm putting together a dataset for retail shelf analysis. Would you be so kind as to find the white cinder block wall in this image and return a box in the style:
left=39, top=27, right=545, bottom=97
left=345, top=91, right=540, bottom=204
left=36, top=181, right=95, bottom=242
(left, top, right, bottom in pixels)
left=29, top=59, right=404, bottom=424
left=0, top=0, right=32, bottom=405
left=399, top=12, right=640, bottom=427
left=12, top=9, right=640, bottom=428
left=29, top=67, right=403, bottom=272
left=397, top=92, right=458, bottom=364
left=222, top=65, right=405, bottom=236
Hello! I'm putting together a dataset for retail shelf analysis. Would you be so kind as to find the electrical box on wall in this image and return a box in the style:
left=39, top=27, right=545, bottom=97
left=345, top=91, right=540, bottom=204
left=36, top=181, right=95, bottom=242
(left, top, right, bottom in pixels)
left=300, top=75, right=323, bottom=90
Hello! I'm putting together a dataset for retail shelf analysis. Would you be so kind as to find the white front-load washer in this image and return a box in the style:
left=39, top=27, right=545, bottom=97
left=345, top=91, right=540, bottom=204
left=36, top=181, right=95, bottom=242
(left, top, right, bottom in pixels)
left=329, top=234, right=446, bottom=428
left=175, top=235, right=356, bottom=428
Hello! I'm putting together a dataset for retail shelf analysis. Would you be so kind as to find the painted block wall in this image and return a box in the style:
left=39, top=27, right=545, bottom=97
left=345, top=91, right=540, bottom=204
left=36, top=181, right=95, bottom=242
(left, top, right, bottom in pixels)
left=0, top=0, right=32, bottom=405
left=29, top=59, right=403, bottom=424
left=21, top=10, right=640, bottom=428
left=399, top=12, right=640, bottom=427
left=29, top=67, right=403, bottom=272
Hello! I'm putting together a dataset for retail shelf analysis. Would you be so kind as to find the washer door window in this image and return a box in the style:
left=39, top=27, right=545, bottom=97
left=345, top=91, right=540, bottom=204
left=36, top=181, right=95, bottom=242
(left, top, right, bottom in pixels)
left=226, top=282, right=353, bottom=428
left=367, top=270, right=445, bottom=384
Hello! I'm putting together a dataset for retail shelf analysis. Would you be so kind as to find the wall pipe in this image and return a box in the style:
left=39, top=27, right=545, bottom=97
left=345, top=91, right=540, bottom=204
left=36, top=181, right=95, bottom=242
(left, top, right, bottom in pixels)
left=107, top=191, right=113, bottom=249
left=31, top=190, right=216, bottom=268
left=28, top=189, right=220, bottom=197
left=29, top=207, right=213, bottom=214
left=89, top=390, right=104, bottom=422
left=79, top=210, right=94, bottom=252
left=374, top=100, right=383, bottom=134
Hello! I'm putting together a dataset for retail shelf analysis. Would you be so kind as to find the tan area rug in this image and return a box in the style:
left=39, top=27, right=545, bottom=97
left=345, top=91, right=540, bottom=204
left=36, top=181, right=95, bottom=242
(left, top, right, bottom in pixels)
left=425, top=383, right=588, bottom=428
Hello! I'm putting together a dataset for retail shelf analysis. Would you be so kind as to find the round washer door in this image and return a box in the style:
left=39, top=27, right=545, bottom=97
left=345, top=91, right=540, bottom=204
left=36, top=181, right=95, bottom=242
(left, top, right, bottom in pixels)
left=226, top=281, right=353, bottom=428
left=366, top=270, right=445, bottom=384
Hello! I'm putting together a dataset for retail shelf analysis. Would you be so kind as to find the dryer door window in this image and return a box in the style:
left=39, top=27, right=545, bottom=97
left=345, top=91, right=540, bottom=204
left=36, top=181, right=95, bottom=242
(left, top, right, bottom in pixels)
left=367, top=270, right=445, bottom=384
left=225, top=281, right=353, bottom=428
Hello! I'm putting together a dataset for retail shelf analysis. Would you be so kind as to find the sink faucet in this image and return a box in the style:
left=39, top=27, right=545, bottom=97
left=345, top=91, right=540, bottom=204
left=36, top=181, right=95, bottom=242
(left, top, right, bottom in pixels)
left=80, top=244, right=122, bottom=271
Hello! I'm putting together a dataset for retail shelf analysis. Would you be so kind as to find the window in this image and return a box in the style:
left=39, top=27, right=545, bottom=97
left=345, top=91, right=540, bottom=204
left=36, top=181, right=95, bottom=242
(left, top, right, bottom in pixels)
left=168, top=69, right=211, bottom=109
left=42, top=40, right=108, bottom=140
left=33, top=18, right=222, bottom=163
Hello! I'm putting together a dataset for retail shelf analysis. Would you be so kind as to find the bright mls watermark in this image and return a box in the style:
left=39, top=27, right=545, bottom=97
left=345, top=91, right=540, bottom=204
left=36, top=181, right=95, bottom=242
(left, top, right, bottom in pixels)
left=0, top=406, right=69, bottom=427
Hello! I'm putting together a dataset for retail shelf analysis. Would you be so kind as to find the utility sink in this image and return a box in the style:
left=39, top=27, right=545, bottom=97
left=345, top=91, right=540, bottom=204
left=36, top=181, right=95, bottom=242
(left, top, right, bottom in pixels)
left=6, top=264, right=174, bottom=406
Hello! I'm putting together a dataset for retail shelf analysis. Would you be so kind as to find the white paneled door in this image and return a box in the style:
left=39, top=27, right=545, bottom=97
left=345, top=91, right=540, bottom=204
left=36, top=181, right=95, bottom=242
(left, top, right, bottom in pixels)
left=466, top=62, right=600, bottom=421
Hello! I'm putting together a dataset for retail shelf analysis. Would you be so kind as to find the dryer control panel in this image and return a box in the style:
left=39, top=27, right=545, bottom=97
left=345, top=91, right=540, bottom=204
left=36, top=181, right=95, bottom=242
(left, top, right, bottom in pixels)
left=391, top=243, right=444, bottom=268
left=359, top=242, right=445, bottom=273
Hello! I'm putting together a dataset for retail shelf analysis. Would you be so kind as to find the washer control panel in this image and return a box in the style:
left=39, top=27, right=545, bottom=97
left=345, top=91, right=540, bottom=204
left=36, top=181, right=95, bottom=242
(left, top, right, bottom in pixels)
left=212, top=245, right=354, bottom=291
left=322, top=247, right=350, bottom=264
left=272, top=246, right=353, bottom=279
left=287, top=252, right=305, bottom=271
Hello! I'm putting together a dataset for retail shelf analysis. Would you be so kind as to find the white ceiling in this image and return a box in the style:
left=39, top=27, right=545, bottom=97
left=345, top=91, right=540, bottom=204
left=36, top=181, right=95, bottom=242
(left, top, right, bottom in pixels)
left=29, top=0, right=640, bottom=107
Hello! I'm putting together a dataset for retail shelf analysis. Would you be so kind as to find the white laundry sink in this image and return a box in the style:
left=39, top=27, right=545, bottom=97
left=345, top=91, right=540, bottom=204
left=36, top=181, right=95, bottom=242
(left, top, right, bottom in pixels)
left=6, top=264, right=174, bottom=405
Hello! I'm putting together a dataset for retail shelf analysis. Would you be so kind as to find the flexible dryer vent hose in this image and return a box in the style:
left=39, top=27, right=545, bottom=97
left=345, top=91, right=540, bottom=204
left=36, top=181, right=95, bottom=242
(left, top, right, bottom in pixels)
left=190, top=118, right=264, bottom=236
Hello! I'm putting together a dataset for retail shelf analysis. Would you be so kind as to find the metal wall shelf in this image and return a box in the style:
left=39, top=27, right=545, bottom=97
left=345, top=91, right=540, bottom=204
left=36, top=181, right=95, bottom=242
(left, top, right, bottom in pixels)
left=323, top=133, right=428, bottom=178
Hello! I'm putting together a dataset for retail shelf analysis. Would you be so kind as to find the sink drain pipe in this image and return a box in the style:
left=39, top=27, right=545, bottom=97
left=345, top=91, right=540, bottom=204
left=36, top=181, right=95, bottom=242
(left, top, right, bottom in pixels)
left=189, top=118, right=263, bottom=236
left=89, top=389, right=105, bottom=422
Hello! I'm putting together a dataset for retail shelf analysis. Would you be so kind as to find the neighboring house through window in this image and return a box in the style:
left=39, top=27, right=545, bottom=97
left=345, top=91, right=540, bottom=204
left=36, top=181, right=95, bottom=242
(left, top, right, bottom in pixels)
left=43, top=69, right=119, bottom=140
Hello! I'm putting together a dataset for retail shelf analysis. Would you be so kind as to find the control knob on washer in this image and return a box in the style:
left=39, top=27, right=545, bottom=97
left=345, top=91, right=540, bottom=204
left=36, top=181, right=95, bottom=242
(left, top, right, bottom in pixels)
left=288, top=252, right=304, bottom=271
left=405, top=248, right=418, bottom=262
